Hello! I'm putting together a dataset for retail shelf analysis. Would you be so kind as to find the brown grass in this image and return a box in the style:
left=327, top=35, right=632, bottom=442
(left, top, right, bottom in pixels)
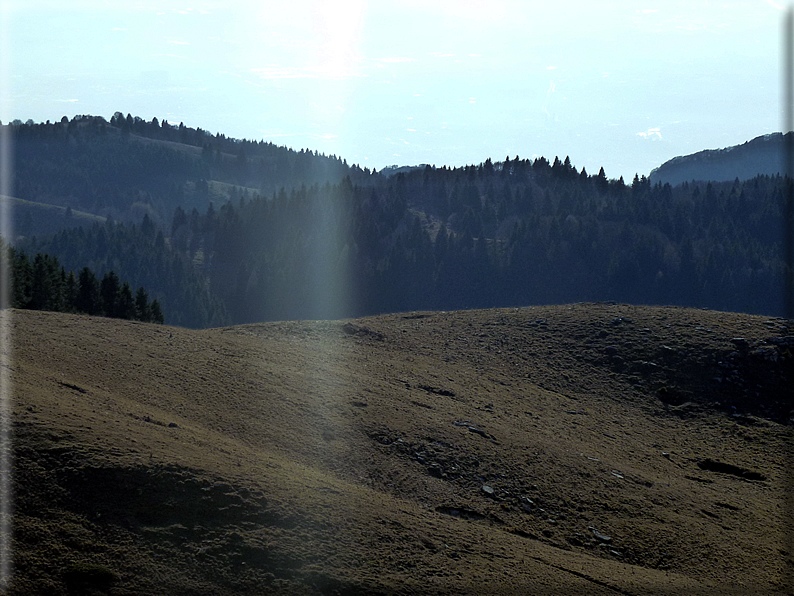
left=6, top=304, right=793, bottom=595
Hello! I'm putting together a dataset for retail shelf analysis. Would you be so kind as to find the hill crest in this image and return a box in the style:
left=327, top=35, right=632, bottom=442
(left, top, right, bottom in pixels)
left=649, top=132, right=788, bottom=186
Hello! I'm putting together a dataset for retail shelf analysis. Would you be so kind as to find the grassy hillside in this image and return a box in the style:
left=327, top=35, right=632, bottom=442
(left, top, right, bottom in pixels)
left=3, top=195, right=106, bottom=241
left=7, top=304, right=793, bottom=595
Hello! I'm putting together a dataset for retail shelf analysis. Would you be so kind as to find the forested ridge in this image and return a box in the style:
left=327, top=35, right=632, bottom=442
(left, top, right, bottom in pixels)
left=6, top=115, right=791, bottom=326
left=25, top=218, right=228, bottom=328
left=7, top=114, right=369, bottom=232
left=199, top=159, right=788, bottom=322
left=649, top=132, right=789, bottom=186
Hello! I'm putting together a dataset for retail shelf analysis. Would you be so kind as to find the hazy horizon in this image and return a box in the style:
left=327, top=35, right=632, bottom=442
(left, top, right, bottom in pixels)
left=2, top=0, right=786, bottom=181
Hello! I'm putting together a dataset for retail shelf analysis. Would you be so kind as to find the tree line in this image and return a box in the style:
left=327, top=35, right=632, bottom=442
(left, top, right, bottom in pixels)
left=19, top=156, right=792, bottom=326
left=193, top=158, right=789, bottom=323
left=7, top=244, right=164, bottom=323
left=7, top=114, right=791, bottom=326
left=5, top=114, right=372, bottom=228
left=22, top=217, right=228, bottom=328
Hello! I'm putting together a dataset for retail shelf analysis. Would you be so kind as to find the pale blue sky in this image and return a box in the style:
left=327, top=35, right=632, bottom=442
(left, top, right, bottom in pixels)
left=2, top=0, right=786, bottom=180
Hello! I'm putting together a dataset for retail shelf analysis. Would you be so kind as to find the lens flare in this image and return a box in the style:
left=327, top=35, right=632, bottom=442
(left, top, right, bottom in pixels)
left=0, top=0, right=13, bottom=588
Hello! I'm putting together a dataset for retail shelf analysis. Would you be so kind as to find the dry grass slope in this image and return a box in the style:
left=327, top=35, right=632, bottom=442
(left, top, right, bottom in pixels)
left=6, top=304, right=793, bottom=595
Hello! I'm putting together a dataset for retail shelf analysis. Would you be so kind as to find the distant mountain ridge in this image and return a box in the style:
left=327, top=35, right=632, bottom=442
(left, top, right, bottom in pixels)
left=6, top=114, right=370, bottom=230
left=378, top=164, right=431, bottom=177
left=8, top=115, right=792, bottom=326
left=649, top=132, right=789, bottom=186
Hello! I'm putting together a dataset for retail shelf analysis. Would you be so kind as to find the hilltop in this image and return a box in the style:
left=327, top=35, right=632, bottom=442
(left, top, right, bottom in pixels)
left=649, top=133, right=789, bottom=186
left=7, top=304, right=793, bottom=595
left=7, top=114, right=367, bottom=234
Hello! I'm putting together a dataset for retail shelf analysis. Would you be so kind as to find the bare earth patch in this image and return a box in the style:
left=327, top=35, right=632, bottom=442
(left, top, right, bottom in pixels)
left=5, top=304, right=793, bottom=595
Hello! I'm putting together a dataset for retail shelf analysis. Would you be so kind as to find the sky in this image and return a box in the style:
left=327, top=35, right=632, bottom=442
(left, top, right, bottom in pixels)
left=1, top=0, right=787, bottom=181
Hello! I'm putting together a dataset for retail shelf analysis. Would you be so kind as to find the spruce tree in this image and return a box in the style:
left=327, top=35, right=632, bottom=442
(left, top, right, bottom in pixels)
left=11, top=250, right=32, bottom=308
left=64, top=271, right=78, bottom=313
left=100, top=271, right=120, bottom=317
left=150, top=299, right=165, bottom=324
left=76, top=267, right=100, bottom=315
left=117, top=282, right=136, bottom=320
left=135, top=286, right=151, bottom=322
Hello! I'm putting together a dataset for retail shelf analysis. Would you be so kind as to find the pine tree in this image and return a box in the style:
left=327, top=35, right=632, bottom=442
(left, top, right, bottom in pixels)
left=150, top=299, right=165, bottom=324
left=141, top=213, right=155, bottom=238
left=135, top=286, right=151, bottom=322
left=30, top=254, right=60, bottom=311
left=11, top=249, right=32, bottom=308
left=117, top=282, right=136, bottom=320
left=64, top=271, right=78, bottom=312
left=100, top=271, right=121, bottom=317
left=76, top=267, right=101, bottom=315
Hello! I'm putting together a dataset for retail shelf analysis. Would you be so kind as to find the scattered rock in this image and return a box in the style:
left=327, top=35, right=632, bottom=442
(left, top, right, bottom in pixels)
left=468, top=426, right=489, bottom=437
left=591, top=528, right=611, bottom=542
left=341, top=322, right=384, bottom=340
left=767, top=336, right=794, bottom=348
left=342, top=322, right=362, bottom=335
left=458, top=424, right=495, bottom=441
left=637, top=360, right=659, bottom=371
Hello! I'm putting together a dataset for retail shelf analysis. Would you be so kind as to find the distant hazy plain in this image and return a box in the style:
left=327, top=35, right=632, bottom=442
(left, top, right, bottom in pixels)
left=3, top=0, right=784, bottom=180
